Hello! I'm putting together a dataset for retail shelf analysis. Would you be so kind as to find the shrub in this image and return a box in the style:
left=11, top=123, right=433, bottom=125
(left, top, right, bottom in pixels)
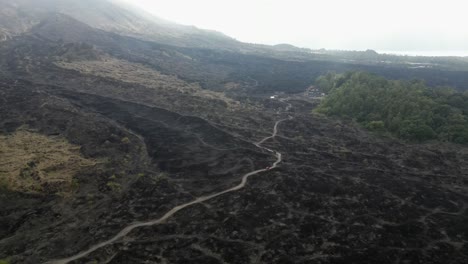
left=106, top=181, right=122, bottom=192
left=366, top=121, right=385, bottom=131
left=121, top=137, right=130, bottom=144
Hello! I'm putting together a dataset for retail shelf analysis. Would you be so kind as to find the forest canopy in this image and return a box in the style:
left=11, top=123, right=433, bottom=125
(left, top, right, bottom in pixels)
left=315, top=72, right=468, bottom=144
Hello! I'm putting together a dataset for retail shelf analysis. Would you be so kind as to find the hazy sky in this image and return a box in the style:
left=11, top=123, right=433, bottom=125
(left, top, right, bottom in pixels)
left=123, top=0, right=468, bottom=52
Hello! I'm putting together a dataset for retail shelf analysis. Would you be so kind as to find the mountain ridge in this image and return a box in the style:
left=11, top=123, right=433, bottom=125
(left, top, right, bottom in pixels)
left=0, top=0, right=245, bottom=50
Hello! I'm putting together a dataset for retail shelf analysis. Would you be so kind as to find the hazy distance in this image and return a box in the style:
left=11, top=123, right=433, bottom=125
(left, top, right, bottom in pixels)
left=122, top=0, right=468, bottom=56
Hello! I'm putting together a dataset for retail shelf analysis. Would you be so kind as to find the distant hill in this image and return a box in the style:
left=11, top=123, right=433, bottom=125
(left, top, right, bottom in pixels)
left=272, top=43, right=311, bottom=53
left=1, top=0, right=468, bottom=92
left=3, top=0, right=468, bottom=70
left=0, top=0, right=243, bottom=50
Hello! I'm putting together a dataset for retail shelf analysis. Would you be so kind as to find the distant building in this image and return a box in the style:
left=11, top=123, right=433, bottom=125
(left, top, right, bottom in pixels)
left=304, top=85, right=326, bottom=98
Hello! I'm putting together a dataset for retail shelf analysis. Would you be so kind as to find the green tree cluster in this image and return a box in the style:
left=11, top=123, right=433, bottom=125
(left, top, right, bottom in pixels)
left=315, top=72, right=468, bottom=144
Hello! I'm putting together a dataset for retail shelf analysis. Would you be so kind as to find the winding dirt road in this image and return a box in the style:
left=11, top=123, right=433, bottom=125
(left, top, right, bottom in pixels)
left=46, top=115, right=292, bottom=264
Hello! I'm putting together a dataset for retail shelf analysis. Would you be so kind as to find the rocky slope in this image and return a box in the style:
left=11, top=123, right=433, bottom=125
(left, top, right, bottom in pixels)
left=0, top=3, right=468, bottom=264
left=0, top=0, right=241, bottom=50
left=1, top=75, right=467, bottom=263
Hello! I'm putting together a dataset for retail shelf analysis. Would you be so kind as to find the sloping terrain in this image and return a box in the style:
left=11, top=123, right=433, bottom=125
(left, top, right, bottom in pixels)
left=0, top=2, right=467, bottom=264
left=0, top=0, right=240, bottom=50
left=2, top=14, right=468, bottom=96
left=0, top=130, right=96, bottom=193
left=55, top=57, right=236, bottom=106
left=1, top=64, right=468, bottom=264
left=3, top=80, right=467, bottom=264
left=0, top=79, right=276, bottom=263
left=104, top=114, right=468, bottom=264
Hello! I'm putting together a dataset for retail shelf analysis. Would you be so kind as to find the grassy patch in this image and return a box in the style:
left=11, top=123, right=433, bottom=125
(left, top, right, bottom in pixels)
left=0, top=130, right=96, bottom=193
left=56, top=57, right=236, bottom=106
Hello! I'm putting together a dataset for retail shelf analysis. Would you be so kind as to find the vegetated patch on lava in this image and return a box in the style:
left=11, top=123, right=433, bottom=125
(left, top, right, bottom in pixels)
left=0, top=130, right=96, bottom=194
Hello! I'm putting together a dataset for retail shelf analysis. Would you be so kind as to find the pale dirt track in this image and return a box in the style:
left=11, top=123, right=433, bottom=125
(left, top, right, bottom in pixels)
left=46, top=115, right=292, bottom=264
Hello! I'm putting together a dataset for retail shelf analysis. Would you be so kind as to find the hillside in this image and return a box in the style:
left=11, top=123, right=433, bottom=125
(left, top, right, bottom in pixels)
left=3, top=0, right=468, bottom=70
left=1, top=12, right=466, bottom=96
left=0, top=0, right=243, bottom=50
left=0, top=1, right=468, bottom=264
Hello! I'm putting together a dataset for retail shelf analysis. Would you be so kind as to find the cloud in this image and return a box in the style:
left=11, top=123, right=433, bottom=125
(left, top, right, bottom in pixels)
left=122, top=0, right=468, bottom=51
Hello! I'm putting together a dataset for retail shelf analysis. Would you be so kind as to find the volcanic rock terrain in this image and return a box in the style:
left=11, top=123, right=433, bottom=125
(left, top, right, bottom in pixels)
left=0, top=1, right=468, bottom=264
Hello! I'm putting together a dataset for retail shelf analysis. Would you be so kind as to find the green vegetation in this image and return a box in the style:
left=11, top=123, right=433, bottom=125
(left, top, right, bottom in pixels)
left=0, top=259, right=10, bottom=264
left=0, top=177, right=9, bottom=191
left=106, top=175, right=125, bottom=192
left=70, top=178, right=80, bottom=190
left=315, top=72, right=468, bottom=144
left=106, top=181, right=122, bottom=192
left=121, top=137, right=130, bottom=144
left=150, top=172, right=169, bottom=185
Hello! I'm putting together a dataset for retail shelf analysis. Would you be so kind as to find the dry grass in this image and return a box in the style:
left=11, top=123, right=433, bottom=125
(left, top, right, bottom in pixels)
left=54, top=57, right=267, bottom=131
left=56, top=57, right=237, bottom=106
left=0, top=130, right=96, bottom=193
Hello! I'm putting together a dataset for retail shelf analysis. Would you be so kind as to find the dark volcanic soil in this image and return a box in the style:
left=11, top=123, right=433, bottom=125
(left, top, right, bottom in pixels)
left=64, top=112, right=468, bottom=264
left=0, top=27, right=467, bottom=264
left=1, top=76, right=467, bottom=264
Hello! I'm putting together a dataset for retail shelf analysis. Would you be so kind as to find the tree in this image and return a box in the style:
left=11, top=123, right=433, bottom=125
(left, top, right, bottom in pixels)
left=315, top=71, right=468, bottom=144
left=366, top=121, right=385, bottom=131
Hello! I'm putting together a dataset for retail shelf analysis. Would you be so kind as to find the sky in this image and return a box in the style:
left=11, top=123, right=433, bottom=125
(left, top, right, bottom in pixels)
left=122, top=0, right=468, bottom=54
